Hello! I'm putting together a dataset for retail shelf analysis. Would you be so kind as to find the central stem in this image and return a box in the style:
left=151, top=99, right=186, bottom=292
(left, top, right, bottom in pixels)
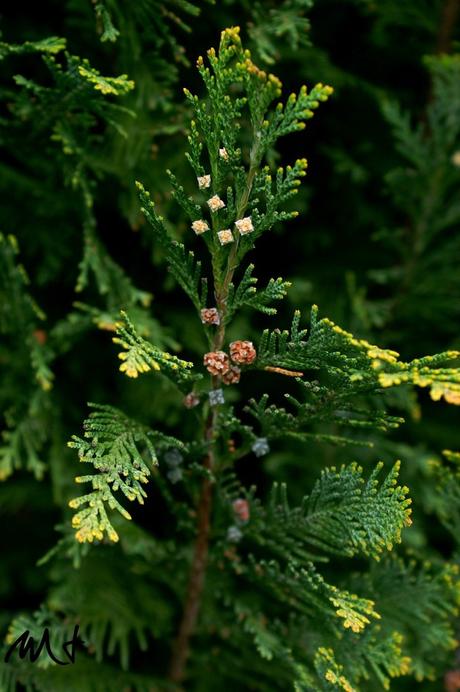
left=215, top=160, right=258, bottom=337
left=168, top=431, right=214, bottom=684
left=168, top=377, right=220, bottom=685
left=169, top=137, right=260, bottom=685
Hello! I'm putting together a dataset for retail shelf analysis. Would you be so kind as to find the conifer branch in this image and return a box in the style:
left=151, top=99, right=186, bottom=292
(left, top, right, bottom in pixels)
left=168, top=28, right=334, bottom=682
left=40, top=19, right=460, bottom=691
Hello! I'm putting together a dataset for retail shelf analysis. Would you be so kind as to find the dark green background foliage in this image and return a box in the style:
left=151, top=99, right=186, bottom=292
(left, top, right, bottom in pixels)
left=1, top=1, right=460, bottom=690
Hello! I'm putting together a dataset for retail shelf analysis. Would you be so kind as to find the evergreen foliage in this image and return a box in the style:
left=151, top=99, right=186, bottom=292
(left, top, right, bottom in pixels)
left=1, top=2, right=460, bottom=691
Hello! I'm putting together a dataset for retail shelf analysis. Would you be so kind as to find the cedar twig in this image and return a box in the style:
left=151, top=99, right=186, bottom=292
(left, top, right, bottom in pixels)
left=168, top=478, right=213, bottom=684
left=264, top=366, right=304, bottom=377
left=168, top=421, right=214, bottom=684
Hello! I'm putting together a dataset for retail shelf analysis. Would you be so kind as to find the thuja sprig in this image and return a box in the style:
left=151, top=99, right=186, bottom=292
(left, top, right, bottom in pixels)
left=183, top=27, right=332, bottom=321
left=139, top=26, right=332, bottom=348
left=65, top=26, right=460, bottom=689
left=160, top=26, right=334, bottom=682
left=68, top=403, right=184, bottom=543
left=112, top=311, right=195, bottom=386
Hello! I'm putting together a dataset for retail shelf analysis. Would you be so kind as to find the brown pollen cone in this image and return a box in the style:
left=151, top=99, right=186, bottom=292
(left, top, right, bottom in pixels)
left=229, top=340, right=256, bottom=365
left=203, top=351, right=230, bottom=376
left=222, top=365, right=241, bottom=385
left=183, top=392, right=200, bottom=408
left=200, top=308, right=220, bottom=325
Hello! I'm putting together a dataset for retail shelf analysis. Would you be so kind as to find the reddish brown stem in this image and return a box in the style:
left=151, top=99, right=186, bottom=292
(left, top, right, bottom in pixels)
left=168, top=458, right=213, bottom=684
left=168, top=117, right=260, bottom=686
